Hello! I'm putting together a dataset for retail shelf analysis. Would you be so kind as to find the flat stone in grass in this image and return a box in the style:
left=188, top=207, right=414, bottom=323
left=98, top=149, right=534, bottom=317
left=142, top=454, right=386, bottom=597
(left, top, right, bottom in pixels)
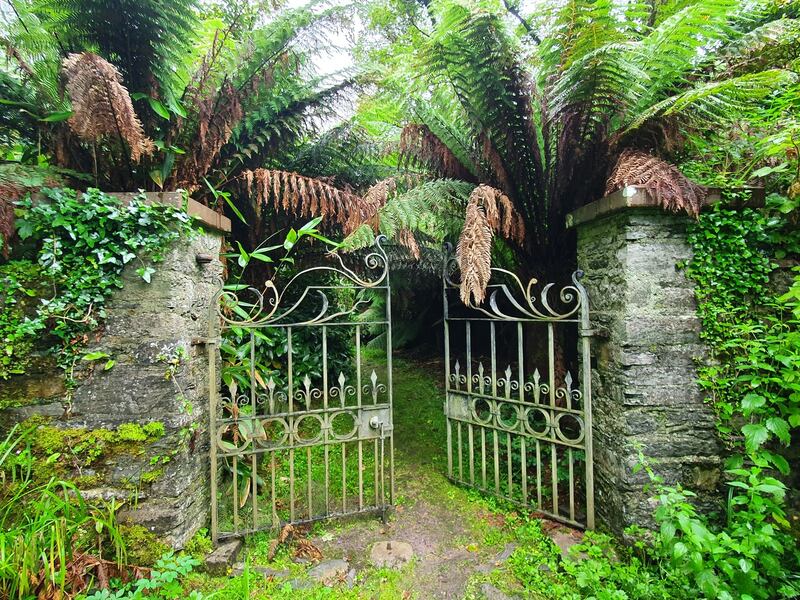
left=480, top=583, right=519, bottom=600
left=205, top=538, right=243, bottom=576
left=370, top=540, right=414, bottom=569
left=308, top=558, right=350, bottom=586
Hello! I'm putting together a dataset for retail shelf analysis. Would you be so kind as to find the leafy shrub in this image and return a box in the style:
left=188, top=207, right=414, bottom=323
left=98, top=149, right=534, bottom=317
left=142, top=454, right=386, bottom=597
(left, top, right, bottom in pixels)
left=82, top=554, right=205, bottom=600
left=2, top=187, right=196, bottom=378
left=0, top=425, right=125, bottom=599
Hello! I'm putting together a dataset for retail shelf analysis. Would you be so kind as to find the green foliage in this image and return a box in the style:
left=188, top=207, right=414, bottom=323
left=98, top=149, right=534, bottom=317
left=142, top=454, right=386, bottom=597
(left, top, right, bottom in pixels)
left=2, top=187, right=195, bottom=378
left=82, top=553, right=205, bottom=600
left=683, top=192, right=800, bottom=459
left=0, top=424, right=126, bottom=599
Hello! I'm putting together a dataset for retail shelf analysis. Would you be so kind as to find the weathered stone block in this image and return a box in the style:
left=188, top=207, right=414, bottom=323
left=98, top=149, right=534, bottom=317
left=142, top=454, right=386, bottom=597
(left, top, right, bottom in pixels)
left=571, top=203, right=723, bottom=535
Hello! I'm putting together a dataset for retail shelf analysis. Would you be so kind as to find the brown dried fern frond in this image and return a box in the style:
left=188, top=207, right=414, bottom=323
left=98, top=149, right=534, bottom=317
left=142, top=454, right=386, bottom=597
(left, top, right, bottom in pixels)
left=457, top=200, right=493, bottom=306
left=467, top=184, right=525, bottom=244
left=175, top=79, right=243, bottom=190
left=395, top=227, right=421, bottom=260
left=241, top=168, right=374, bottom=233
left=605, top=149, right=707, bottom=216
left=400, top=123, right=473, bottom=180
left=62, top=52, right=154, bottom=162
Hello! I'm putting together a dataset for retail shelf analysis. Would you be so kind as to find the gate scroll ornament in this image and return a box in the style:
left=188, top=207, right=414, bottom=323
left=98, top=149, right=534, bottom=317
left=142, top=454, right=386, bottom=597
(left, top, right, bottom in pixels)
left=442, top=245, right=595, bottom=528
left=208, top=237, right=394, bottom=542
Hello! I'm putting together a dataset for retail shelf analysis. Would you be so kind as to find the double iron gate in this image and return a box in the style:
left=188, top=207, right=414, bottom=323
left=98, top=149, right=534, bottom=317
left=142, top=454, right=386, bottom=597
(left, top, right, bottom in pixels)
left=208, top=238, right=595, bottom=541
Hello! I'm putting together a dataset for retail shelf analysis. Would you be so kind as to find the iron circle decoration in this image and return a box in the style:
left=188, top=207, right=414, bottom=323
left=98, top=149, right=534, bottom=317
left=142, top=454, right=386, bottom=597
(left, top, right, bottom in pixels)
left=255, top=417, right=290, bottom=449
left=471, top=397, right=493, bottom=425
left=497, top=401, right=521, bottom=431
left=216, top=423, right=251, bottom=453
left=553, top=412, right=585, bottom=444
left=293, top=414, right=325, bottom=444
left=329, top=410, right=359, bottom=441
left=524, top=407, right=551, bottom=436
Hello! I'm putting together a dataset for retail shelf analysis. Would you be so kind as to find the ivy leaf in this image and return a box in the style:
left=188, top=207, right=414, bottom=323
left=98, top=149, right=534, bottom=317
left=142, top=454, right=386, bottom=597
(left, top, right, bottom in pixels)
left=765, top=417, right=790, bottom=445
left=82, top=351, right=110, bottom=361
left=137, top=266, right=156, bottom=283
left=741, top=423, right=768, bottom=453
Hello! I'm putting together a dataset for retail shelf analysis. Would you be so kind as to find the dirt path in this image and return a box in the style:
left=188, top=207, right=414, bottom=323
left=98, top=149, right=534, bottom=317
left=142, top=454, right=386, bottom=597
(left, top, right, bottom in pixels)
left=306, top=356, right=525, bottom=599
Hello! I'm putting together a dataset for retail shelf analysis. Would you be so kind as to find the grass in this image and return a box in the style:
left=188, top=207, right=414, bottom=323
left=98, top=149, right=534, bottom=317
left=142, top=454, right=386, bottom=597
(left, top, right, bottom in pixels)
left=188, top=354, right=571, bottom=599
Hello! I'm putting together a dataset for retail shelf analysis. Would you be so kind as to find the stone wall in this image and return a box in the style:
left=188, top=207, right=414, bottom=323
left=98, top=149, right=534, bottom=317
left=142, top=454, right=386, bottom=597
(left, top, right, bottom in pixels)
left=568, top=188, right=723, bottom=535
left=0, top=195, right=228, bottom=548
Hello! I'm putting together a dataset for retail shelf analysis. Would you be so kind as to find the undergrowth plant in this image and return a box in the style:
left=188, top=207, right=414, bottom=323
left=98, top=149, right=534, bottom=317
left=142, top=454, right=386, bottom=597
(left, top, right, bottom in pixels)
left=0, top=425, right=125, bottom=599
left=1, top=187, right=195, bottom=382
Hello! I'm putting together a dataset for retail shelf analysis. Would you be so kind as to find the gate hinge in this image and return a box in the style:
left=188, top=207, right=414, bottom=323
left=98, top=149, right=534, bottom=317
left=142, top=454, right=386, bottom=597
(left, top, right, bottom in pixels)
left=191, top=337, right=219, bottom=346
left=580, top=327, right=608, bottom=339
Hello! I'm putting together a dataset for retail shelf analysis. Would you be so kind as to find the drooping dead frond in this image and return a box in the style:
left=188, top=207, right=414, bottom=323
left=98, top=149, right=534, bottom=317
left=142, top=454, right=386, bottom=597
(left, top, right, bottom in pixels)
left=174, top=79, right=243, bottom=190
left=242, top=168, right=375, bottom=233
left=605, top=149, right=707, bottom=216
left=395, top=228, right=421, bottom=260
left=400, top=124, right=473, bottom=180
left=345, top=176, right=398, bottom=232
left=467, top=184, right=525, bottom=244
left=457, top=200, right=492, bottom=306
left=61, top=53, right=154, bottom=162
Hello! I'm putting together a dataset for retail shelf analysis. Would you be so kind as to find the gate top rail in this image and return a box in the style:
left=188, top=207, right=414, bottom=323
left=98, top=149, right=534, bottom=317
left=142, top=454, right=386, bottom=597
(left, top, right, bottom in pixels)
left=216, top=235, right=390, bottom=328
left=443, top=243, right=587, bottom=323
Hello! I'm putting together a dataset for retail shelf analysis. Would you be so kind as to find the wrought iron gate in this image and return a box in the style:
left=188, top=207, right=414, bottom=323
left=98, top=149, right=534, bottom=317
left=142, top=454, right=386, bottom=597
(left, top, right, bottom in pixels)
left=208, top=238, right=394, bottom=542
left=442, top=247, right=595, bottom=528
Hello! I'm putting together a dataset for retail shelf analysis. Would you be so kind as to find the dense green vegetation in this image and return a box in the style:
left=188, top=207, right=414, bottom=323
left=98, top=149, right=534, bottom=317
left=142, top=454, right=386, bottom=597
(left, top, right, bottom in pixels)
left=1, top=0, right=800, bottom=598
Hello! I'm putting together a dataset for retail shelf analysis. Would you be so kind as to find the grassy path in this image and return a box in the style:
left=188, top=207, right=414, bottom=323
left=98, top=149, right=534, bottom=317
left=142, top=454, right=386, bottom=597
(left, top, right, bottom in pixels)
left=188, top=355, right=570, bottom=599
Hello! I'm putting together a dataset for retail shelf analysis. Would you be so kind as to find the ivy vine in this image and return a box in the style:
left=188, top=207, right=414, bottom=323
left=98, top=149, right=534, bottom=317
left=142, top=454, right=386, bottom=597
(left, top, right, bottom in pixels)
left=0, top=187, right=196, bottom=380
left=683, top=191, right=800, bottom=468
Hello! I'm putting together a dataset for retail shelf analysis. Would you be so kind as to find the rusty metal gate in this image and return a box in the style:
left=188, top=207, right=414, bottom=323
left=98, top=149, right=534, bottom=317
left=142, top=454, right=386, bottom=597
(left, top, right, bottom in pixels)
left=442, top=246, right=595, bottom=528
left=208, top=238, right=394, bottom=542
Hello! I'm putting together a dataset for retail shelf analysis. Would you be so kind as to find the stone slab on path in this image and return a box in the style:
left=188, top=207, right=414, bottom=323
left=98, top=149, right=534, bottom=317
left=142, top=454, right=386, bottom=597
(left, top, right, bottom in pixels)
left=370, top=540, right=414, bottom=569
left=308, top=558, right=350, bottom=586
left=205, top=539, right=243, bottom=576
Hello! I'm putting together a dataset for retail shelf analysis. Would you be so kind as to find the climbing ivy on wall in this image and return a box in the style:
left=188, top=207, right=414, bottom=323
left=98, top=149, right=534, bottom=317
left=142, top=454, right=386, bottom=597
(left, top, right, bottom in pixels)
left=0, top=187, right=196, bottom=381
left=684, top=192, right=800, bottom=466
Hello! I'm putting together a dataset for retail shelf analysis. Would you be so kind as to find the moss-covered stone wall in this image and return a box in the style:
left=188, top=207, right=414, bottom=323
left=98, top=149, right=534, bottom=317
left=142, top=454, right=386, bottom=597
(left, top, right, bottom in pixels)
left=0, top=223, right=224, bottom=548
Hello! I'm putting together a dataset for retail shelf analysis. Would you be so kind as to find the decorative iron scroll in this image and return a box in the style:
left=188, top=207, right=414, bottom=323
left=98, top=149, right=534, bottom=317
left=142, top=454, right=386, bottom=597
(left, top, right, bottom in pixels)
left=215, top=235, right=389, bottom=327
left=442, top=242, right=587, bottom=321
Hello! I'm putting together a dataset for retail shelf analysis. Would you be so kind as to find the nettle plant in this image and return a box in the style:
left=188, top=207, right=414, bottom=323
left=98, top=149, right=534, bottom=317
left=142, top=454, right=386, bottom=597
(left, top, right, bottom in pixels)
left=1, top=187, right=195, bottom=381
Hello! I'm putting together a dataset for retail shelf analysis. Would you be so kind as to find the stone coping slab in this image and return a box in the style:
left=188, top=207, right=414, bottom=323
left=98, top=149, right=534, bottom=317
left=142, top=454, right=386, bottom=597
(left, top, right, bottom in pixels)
left=565, top=185, right=765, bottom=229
left=105, top=191, right=231, bottom=234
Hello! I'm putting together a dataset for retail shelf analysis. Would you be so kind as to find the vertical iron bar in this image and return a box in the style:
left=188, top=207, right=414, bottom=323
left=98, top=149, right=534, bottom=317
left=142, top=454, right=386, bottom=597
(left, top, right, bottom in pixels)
left=356, top=325, right=363, bottom=511
left=307, top=446, right=313, bottom=520
left=342, top=443, right=347, bottom=513
left=457, top=422, right=463, bottom=481
left=579, top=279, right=596, bottom=529
left=208, top=300, right=218, bottom=543
left=323, top=326, right=329, bottom=516
left=506, top=433, right=513, bottom=500
left=521, top=438, right=528, bottom=506
left=481, top=427, right=487, bottom=489
left=287, top=327, right=295, bottom=523
left=491, top=323, right=499, bottom=494
left=569, top=448, right=575, bottom=522
left=250, top=332, right=257, bottom=530
left=385, top=270, right=395, bottom=505
left=270, top=452, right=276, bottom=528
left=536, top=440, right=542, bottom=508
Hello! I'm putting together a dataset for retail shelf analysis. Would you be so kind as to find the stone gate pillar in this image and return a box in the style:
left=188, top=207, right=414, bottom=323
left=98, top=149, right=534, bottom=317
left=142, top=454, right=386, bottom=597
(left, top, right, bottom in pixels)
left=566, top=186, right=723, bottom=535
